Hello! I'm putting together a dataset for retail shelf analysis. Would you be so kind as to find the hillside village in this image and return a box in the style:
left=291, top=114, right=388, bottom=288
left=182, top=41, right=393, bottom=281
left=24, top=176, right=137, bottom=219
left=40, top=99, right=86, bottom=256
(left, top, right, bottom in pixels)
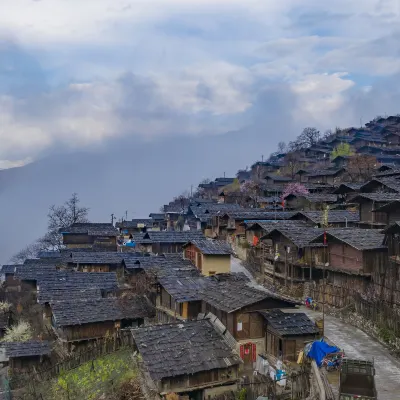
left=2, top=115, right=400, bottom=399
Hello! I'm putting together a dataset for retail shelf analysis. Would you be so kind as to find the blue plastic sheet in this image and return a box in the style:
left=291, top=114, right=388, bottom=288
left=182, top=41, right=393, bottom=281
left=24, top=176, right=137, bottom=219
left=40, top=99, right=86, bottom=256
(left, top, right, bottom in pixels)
left=308, top=340, right=339, bottom=366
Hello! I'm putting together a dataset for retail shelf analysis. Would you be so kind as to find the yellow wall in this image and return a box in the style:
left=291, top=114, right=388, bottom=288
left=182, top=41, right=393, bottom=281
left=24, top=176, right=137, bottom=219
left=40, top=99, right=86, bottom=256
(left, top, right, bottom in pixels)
left=202, top=255, right=231, bottom=276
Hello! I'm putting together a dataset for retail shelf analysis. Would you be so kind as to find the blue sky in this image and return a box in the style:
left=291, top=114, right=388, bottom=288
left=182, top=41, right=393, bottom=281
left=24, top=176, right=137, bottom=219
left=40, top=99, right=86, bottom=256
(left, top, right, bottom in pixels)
left=1, top=0, right=400, bottom=168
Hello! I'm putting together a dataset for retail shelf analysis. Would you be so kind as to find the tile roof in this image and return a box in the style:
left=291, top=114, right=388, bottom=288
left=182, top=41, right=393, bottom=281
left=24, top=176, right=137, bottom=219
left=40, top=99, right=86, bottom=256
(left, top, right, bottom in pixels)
left=116, top=219, right=154, bottom=229
left=142, top=231, right=205, bottom=243
left=374, top=168, right=400, bottom=177
left=184, top=239, right=232, bottom=255
left=306, top=169, right=344, bottom=177
left=241, top=212, right=297, bottom=221
left=360, top=177, right=400, bottom=193
left=264, top=174, right=292, bottom=182
left=373, top=200, right=400, bottom=213
left=38, top=288, right=102, bottom=304
left=159, top=273, right=295, bottom=312
left=51, top=296, right=154, bottom=326
left=219, top=210, right=291, bottom=220
left=332, top=183, right=363, bottom=194
left=303, top=194, right=338, bottom=203
left=15, top=265, right=58, bottom=281
left=131, top=320, right=242, bottom=381
left=148, top=213, right=165, bottom=220
left=259, top=310, right=319, bottom=336
left=352, top=193, right=400, bottom=203
left=59, top=223, right=118, bottom=236
left=293, top=210, right=360, bottom=224
left=246, top=220, right=307, bottom=234
left=67, top=252, right=127, bottom=265
left=312, top=228, right=386, bottom=250
left=383, top=221, right=400, bottom=234
left=0, top=264, right=22, bottom=274
left=262, top=226, right=324, bottom=248
left=3, top=341, right=51, bottom=358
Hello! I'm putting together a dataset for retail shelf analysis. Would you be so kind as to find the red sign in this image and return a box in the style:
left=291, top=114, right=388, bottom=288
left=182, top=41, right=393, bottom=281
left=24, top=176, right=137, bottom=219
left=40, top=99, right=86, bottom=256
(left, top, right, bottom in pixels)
left=252, top=343, right=257, bottom=361
left=240, top=345, right=244, bottom=359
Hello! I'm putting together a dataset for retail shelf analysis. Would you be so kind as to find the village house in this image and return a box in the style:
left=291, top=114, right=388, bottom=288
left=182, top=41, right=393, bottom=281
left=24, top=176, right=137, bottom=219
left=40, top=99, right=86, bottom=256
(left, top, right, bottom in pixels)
left=1, top=264, right=23, bottom=291
left=260, top=225, right=324, bottom=289
left=50, top=296, right=155, bottom=344
left=351, top=193, right=400, bottom=228
left=155, top=272, right=297, bottom=368
left=132, top=231, right=205, bottom=254
left=2, top=341, right=51, bottom=374
left=148, top=213, right=166, bottom=230
left=59, top=223, right=118, bottom=251
left=305, top=169, right=346, bottom=185
left=182, top=239, right=231, bottom=276
left=289, top=210, right=360, bottom=227
left=264, top=174, right=293, bottom=187
left=284, top=193, right=338, bottom=211
left=310, top=228, right=387, bottom=307
left=360, top=177, right=400, bottom=193
left=131, top=319, right=242, bottom=399
left=115, top=219, right=154, bottom=236
left=373, top=201, right=400, bottom=226
left=259, top=310, right=319, bottom=362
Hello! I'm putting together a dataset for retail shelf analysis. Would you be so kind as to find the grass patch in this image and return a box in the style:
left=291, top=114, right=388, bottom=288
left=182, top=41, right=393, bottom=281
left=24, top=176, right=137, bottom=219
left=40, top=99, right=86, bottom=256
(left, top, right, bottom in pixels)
left=52, top=349, right=136, bottom=400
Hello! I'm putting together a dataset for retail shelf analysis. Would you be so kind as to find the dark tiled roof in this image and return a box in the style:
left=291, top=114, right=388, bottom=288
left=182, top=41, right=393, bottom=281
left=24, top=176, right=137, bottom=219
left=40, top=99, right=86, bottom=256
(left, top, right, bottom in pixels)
left=149, top=213, right=165, bottom=220
left=24, top=258, right=62, bottom=266
left=37, top=251, right=62, bottom=258
left=67, top=252, right=126, bottom=265
left=294, top=211, right=359, bottom=224
left=360, top=177, right=400, bottom=193
left=374, top=168, right=400, bottom=177
left=116, top=219, right=153, bottom=229
left=306, top=169, right=344, bottom=177
left=312, top=228, right=386, bottom=250
left=352, top=193, right=400, bottom=202
left=159, top=273, right=295, bottom=312
left=241, top=212, right=297, bottom=221
left=264, top=174, right=292, bottom=182
left=219, top=210, right=289, bottom=220
left=37, top=271, right=118, bottom=303
left=263, top=226, right=324, bottom=248
left=15, top=265, right=58, bottom=281
left=3, top=341, right=51, bottom=358
left=246, top=220, right=307, bottom=234
left=185, top=239, right=232, bottom=255
left=304, top=194, right=338, bottom=203
left=373, top=200, right=400, bottom=212
left=59, top=223, right=118, bottom=236
left=52, top=296, right=154, bottom=326
left=259, top=310, right=319, bottom=336
left=332, top=183, right=363, bottom=194
left=131, top=320, right=242, bottom=381
left=142, top=231, right=205, bottom=244
left=0, top=264, right=22, bottom=274
left=38, top=288, right=102, bottom=304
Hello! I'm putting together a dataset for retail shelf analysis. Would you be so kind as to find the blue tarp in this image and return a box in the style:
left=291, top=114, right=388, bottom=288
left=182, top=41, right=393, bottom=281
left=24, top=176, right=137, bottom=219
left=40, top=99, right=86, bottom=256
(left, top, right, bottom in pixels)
left=308, top=341, right=339, bottom=366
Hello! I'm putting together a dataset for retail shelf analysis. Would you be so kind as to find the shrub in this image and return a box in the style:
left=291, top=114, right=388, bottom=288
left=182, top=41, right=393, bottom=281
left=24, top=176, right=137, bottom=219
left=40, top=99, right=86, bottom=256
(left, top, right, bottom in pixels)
left=2, top=321, right=33, bottom=342
left=0, top=301, right=11, bottom=312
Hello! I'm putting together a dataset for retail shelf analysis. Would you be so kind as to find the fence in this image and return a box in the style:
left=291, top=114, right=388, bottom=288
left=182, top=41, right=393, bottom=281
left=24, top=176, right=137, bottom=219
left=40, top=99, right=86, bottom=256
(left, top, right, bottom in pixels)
left=9, top=330, right=135, bottom=389
left=354, top=294, right=400, bottom=336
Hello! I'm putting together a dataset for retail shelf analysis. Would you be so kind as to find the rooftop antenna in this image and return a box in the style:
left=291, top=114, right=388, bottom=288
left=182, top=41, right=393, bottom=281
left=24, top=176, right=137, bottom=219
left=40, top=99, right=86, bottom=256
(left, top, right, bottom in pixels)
left=125, top=210, right=128, bottom=220
left=111, top=213, right=115, bottom=225
left=261, top=155, right=264, bottom=162
left=223, top=171, right=226, bottom=178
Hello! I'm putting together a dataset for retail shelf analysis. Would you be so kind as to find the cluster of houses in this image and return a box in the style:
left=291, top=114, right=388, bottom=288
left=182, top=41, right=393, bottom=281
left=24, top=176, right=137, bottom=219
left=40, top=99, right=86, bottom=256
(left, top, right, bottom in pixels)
left=1, top=115, right=400, bottom=399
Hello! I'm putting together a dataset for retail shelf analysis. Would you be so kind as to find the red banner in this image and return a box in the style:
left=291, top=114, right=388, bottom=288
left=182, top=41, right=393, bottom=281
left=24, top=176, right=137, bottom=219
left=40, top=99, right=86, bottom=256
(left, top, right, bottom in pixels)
left=240, top=345, right=244, bottom=359
left=252, top=343, right=257, bottom=362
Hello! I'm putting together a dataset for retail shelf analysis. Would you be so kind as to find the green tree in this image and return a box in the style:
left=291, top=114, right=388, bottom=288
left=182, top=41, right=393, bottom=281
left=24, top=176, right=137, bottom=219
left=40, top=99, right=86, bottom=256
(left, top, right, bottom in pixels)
left=331, top=142, right=353, bottom=159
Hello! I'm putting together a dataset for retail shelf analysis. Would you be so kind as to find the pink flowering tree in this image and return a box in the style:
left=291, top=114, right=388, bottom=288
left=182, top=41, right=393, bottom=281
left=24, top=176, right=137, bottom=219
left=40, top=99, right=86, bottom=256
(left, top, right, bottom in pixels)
left=282, top=182, right=309, bottom=200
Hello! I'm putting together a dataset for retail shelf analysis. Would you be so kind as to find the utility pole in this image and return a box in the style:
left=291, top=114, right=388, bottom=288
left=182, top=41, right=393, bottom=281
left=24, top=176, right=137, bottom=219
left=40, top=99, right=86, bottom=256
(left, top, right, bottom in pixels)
left=261, top=155, right=264, bottom=162
left=125, top=210, right=128, bottom=221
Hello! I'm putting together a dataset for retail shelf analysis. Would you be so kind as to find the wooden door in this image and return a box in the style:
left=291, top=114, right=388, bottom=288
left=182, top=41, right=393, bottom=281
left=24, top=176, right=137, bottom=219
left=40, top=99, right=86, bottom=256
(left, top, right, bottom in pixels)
left=285, top=340, right=296, bottom=361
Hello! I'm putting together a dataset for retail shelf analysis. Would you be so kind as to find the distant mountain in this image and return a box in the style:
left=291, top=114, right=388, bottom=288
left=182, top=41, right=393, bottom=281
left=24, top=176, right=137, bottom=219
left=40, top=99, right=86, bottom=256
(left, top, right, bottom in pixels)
left=0, top=128, right=283, bottom=264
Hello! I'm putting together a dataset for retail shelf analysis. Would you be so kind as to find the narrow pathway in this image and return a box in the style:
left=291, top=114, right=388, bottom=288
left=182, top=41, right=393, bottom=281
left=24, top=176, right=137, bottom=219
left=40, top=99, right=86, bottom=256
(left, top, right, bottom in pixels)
left=231, top=258, right=400, bottom=400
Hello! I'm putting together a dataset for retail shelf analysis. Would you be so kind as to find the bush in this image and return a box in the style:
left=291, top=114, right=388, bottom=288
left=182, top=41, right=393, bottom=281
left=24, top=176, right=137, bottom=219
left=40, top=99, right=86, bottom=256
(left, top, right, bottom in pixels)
left=2, top=321, right=33, bottom=342
left=0, top=301, right=11, bottom=312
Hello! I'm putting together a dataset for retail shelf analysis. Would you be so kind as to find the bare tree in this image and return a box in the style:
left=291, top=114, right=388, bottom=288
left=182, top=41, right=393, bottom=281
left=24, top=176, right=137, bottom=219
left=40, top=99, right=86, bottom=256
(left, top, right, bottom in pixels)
left=10, top=193, right=89, bottom=262
left=283, top=153, right=302, bottom=179
left=347, top=155, right=377, bottom=182
left=297, top=127, right=320, bottom=148
left=277, top=141, right=287, bottom=153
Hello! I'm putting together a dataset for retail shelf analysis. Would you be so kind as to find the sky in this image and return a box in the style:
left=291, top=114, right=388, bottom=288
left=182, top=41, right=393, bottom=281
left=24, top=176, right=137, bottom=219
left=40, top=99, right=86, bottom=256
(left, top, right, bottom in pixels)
left=1, top=1, right=400, bottom=262
left=1, top=0, right=400, bottom=168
